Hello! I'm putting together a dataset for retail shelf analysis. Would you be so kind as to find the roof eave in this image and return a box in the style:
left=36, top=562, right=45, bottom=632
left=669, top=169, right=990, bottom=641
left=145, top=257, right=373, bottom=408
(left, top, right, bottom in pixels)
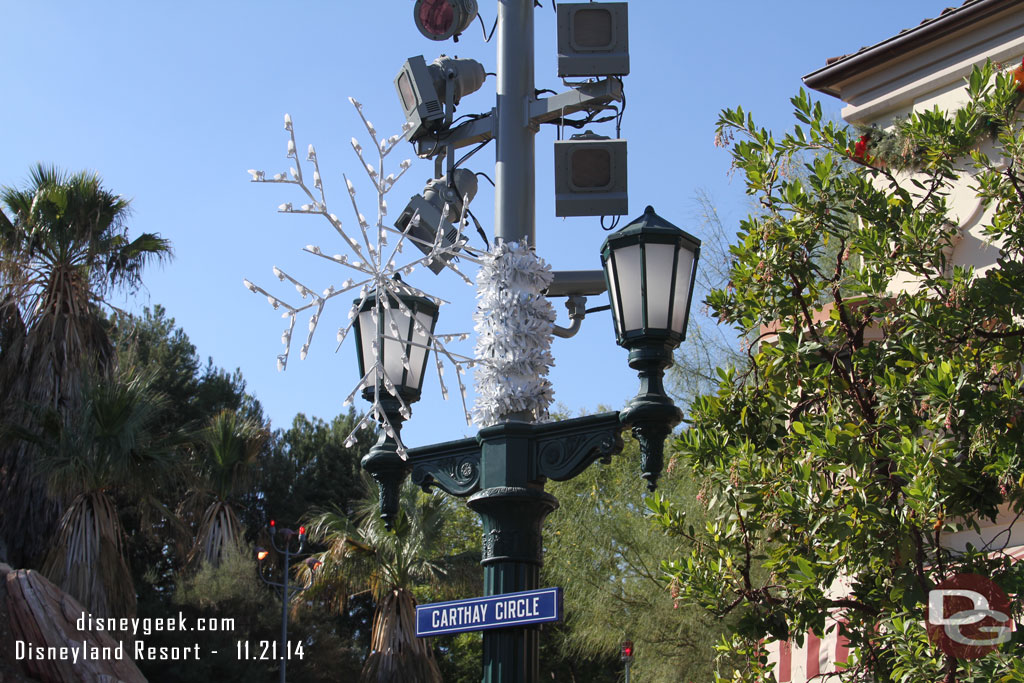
left=803, top=0, right=1016, bottom=99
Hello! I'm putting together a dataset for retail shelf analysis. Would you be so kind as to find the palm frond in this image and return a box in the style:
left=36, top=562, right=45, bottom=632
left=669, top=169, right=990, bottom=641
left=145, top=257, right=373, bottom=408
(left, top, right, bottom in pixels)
left=42, top=491, right=136, bottom=619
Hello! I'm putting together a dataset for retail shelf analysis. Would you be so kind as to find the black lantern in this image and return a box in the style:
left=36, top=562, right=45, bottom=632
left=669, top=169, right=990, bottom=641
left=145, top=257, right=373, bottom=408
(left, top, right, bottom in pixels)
left=601, top=206, right=700, bottom=490
left=354, top=276, right=440, bottom=529
left=352, top=276, right=440, bottom=405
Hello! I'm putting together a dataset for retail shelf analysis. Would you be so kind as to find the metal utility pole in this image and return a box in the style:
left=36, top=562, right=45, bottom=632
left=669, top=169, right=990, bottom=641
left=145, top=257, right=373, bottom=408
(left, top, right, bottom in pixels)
left=494, top=0, right=536, bottom=245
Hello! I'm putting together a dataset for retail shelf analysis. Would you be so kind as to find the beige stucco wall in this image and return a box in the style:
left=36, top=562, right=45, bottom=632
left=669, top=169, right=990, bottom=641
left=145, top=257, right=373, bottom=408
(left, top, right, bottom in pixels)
left=824, top=8, right=1024, bottom=556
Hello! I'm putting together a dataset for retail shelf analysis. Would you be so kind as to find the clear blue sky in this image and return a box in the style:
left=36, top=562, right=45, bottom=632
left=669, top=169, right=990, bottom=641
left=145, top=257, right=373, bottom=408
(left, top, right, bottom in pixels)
left=1, top=1, right=945, bottom=446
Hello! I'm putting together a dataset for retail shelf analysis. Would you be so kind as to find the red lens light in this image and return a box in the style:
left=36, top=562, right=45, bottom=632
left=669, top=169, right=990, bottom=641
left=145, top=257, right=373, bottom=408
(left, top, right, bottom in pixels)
left=270, top=519, right=275, bottom=527
left=418, top=0, right=454, bottom=37
left=299, top=525, right=306, bottom=536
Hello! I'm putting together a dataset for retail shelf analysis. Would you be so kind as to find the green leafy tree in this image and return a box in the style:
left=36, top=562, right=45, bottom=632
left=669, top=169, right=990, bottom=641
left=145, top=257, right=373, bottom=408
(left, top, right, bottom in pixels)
left=108, top=305, right=266, bottom=606
left=544, top=435, right=732, bottom=683
left=659, top=63, right=1024, bottom=682
left=246, top=411, right=371, bottom=530
left=0, top=165, right=171, bottom=567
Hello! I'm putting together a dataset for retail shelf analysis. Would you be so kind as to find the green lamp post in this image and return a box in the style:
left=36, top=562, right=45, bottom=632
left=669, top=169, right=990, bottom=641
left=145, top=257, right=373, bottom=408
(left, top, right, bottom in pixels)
left=354, top=205, right=699, bottom=683
left=353, top=275, right=440, bottom=529
left=602, top=205, right=701, bottom=490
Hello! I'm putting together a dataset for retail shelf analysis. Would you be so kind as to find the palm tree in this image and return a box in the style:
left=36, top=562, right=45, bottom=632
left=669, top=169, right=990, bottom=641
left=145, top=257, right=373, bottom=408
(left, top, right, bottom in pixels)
left=181, top=409, right=268, bottom=568
left=9, top=367, right=184, bottom=619
left=0, top=164, right=172, bottom=567
left=300, top=482, right=469, bottom=683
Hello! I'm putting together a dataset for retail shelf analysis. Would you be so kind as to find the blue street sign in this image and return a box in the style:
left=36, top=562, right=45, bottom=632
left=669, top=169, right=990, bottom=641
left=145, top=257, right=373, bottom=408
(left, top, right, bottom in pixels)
left=416, top=587, right=563, bottom=637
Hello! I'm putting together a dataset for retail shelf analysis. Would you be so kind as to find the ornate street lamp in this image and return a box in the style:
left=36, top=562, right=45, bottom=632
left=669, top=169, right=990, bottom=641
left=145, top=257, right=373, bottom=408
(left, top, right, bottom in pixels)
left=602, top=205, right=701, bottom=490
left=353, top=276, right=441, bottom=528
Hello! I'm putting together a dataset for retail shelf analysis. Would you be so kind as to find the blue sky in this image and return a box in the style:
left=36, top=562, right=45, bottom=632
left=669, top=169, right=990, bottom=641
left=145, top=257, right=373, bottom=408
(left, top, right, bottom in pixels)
left=1, top=1, right=945, bottom=446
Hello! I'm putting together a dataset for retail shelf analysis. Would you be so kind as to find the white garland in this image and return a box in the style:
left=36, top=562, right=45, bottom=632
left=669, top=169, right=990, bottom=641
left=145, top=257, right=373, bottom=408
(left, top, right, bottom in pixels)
left=473, top=241, right=555, bottom=426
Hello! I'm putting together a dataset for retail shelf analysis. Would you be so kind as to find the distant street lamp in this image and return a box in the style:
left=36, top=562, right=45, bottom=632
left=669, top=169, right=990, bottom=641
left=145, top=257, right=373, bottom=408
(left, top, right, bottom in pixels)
left=621, top=640, right=635, bottom=683
left=256, top=520, right=320, bottom=683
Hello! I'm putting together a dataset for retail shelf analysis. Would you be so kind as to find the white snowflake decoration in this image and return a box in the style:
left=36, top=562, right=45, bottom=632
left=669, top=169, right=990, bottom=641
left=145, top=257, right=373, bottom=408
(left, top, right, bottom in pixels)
left=243, top=100, right=480, bottom=456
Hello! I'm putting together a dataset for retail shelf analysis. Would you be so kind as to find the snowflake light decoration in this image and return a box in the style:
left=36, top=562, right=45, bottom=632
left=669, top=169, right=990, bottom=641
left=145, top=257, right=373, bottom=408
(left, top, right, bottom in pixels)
left=243, top=99, right=480, bottom=455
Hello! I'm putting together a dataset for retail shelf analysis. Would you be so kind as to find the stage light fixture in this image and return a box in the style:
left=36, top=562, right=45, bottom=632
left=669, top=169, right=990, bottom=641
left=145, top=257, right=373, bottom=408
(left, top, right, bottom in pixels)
left=394, top=168, right=479, bottom=274
left=395, top=55, right=486, bottom=141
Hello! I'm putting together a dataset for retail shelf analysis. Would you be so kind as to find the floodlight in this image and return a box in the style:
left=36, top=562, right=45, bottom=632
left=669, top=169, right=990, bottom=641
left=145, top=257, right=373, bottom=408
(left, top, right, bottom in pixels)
left=395, top=55, right=487, bottom=141
left=414, top=0, right=478, bottom=42
left=554, top=130, right=627, bottom=217
left=256, top=547, right=269, bottom=562
left=394, top=168, right=479, bottom=274
left=557, top=2, right=629, bottom=77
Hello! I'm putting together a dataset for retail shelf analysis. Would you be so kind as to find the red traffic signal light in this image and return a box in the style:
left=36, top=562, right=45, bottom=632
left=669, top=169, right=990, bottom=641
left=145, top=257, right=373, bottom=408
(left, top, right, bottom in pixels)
left=414, top=0, right=478, bottom=42
left=621, top=640, right=634, bottom=661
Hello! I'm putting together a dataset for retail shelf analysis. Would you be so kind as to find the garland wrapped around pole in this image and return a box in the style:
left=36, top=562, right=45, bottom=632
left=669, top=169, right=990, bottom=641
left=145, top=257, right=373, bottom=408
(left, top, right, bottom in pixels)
left=473, top=241, right=555, bottom=426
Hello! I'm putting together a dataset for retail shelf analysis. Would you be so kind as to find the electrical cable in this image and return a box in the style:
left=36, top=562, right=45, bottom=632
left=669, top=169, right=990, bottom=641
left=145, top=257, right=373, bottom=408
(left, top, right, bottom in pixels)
left=476, top=13, right=498, bottom=42
left=466, top=208, right=491, bottom=250
left=600, top=215, right=621, bottom=231
left=454, top=139, right=492, bottom=169
left=474, top=171, right=495, bottom=187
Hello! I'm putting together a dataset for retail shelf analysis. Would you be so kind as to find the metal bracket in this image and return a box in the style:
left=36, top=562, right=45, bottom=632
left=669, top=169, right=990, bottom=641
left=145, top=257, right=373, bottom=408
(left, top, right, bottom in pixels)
left=552, top=295, right=587, bottom=339
left=546, top=269, right=607, bottom=297
left=408, top=436, right=482, bottom=497
left=417, top=110, right=496, bottom=159
left=528, top=79, right=623, bottom=127
left=534, top=411, right=624, bottom=481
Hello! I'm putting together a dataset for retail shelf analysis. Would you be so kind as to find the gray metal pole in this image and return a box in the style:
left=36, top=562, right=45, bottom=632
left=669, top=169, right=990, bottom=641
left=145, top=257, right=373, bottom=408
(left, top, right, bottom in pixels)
left=494, top=0, right=535, bottom=246
left=280, top=547, right=289, bottom=683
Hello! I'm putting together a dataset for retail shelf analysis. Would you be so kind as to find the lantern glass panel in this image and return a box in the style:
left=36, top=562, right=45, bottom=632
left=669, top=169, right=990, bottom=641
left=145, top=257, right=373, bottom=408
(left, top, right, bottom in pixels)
left=644, top=242, right=676, bottom=330
left=381, top=306, right=409, bottom=387
left=358, top=309, right=376, bottom=376
left=612, top=243, right=643, bottom=332
left=407, top=310, right=434, bottom=391
left=671, top=248, right=696, bottom=334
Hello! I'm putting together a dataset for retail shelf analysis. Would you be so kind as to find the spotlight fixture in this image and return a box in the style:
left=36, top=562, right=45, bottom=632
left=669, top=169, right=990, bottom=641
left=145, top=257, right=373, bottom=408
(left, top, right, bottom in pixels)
left=394, top=168, right=479, bottom=274
left=395, top=55, right=486, bottom=141
left=413, top=0, right=479, bottom=42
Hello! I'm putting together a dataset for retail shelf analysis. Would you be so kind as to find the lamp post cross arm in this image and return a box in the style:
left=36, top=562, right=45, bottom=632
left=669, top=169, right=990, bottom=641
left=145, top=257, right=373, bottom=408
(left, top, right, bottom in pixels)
left=408, top=436, right=483, bottom=497
left=533, top=411, right=624, bottom=482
